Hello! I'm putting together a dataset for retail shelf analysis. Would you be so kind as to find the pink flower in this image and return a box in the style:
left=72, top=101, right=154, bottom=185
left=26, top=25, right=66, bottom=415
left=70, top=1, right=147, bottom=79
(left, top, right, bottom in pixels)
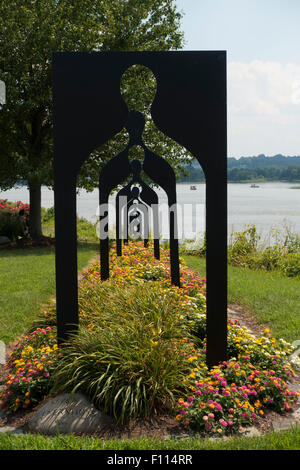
left=219, top=419, right=228, bottom=427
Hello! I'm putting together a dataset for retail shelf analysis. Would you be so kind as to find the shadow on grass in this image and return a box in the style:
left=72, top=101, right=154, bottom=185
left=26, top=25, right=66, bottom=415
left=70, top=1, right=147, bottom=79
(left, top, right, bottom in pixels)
left=0, top=242, right=99, bottom=259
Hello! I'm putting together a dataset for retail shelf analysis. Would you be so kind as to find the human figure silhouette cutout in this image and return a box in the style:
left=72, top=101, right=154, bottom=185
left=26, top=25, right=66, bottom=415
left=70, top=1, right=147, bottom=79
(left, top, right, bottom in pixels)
left=125, top=186, right=149, bottom=246
left=99, top=110, right=180, bottom=287
left=116, top=163, right=160, bottom=259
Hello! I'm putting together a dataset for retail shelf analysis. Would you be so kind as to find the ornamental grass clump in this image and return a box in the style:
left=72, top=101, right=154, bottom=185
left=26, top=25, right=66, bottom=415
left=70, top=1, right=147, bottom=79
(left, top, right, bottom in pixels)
left=50, top=284, right=195, bottom=422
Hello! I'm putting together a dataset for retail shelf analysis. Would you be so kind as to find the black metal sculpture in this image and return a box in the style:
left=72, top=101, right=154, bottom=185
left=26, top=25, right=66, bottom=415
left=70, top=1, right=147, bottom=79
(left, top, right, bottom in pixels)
left=53, top=51, right=227, bottom=368
left=99, top=110, right=180, bottom=286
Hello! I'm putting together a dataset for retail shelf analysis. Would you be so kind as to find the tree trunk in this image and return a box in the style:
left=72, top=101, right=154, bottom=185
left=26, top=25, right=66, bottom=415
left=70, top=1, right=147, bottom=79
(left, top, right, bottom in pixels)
left=28, top=181, right=43, bottom=239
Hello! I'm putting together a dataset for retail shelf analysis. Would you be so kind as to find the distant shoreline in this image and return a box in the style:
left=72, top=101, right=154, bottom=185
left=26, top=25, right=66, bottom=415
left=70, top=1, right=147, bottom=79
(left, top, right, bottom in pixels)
left=179, top=179, right=300, bottom=184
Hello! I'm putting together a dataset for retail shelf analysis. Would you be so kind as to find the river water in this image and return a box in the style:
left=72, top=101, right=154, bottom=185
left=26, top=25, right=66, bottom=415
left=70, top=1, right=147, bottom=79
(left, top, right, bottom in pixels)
left=1, top=182, right=300, bottom=243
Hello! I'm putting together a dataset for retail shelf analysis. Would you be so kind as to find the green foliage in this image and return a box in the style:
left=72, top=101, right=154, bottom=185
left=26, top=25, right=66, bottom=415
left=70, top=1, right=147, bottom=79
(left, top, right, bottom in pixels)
left=228, top=154, right=300, bottom=169
left=41, top=206, right=55, bottom=223
left=183, top=225, right=300, bottom=279
left=228, top=225, right=259, bottom=266
left=0, top=209, right=24, bottom=240
left=180, top=236, right=206, bottom=257
left=76, top=217, right=98, bottom=242
left=282, top=228, right=300, bottom=253
left=279, top=253, right=300, bottom=277
left=0, top=198, right=29, bottom=240
left=41, top=205, right=98, bottom=241
left=179, top=155, right=300, bottom=183
left=227, top=225, right=300, bottom=277
left=227, top=165, right=300, bottom=182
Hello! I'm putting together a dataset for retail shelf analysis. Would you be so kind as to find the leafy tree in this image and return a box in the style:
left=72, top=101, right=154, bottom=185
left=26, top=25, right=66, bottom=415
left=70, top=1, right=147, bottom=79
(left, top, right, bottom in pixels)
left=0, top=0, right=190, bottom=238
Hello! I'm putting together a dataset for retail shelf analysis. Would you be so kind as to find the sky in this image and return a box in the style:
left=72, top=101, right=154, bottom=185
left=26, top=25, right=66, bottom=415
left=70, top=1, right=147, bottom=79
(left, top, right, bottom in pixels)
left=175, top=0, right=300, bottom=158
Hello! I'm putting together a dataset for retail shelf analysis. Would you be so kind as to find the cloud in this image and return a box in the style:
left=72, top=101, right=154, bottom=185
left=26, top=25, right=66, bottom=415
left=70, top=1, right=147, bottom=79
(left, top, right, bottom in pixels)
left=227, top=61, right=300, bottom=156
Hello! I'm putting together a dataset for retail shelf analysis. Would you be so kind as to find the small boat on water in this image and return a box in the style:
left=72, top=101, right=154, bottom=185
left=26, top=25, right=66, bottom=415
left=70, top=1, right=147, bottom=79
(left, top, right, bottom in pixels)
left=190, top=185, right=197, bottom=190
left=250, top=184, right=260, bottom=188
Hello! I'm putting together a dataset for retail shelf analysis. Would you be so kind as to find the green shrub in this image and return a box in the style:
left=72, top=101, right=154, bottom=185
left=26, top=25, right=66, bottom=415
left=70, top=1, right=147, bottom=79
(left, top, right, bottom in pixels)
left=252, top=246, right=284, bottom=271
left=279, top=253, right=300, bottom=277
left=76, top=217, right=98, bottom=241
left=41, top=206, right=98, bottom=242
left=41, top=206, right=55, bottom=223
left=0, top=208, right=28, bottom=240
left=181, top=235, right=206, bottom=256
left=228, top=225, right=259, bottom=267
left=282, top=227, right=300, bottom=253
left=227, top=225, right=300, bottom=277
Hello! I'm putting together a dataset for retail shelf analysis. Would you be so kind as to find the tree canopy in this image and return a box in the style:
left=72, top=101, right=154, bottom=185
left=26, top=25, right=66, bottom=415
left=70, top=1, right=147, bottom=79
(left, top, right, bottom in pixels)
left=0, top=0, right=189, bottom=192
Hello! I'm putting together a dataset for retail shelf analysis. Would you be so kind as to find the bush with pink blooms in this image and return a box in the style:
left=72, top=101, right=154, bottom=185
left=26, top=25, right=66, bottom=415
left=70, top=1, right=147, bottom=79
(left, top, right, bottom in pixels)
left=0, top=198, right=30, bottom=240
left=176, top=351, right=299, bottom=435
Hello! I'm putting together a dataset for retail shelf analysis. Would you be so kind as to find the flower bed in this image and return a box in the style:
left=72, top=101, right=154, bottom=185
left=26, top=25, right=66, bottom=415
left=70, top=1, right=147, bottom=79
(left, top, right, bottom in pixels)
left=1, top=241, right=299, bottom=435
left=0, top=328, right=59, bottom=413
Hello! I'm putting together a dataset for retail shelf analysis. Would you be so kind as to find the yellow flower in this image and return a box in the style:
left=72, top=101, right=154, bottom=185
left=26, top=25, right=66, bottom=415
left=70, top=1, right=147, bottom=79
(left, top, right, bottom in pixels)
left=188, top=356, right=198, bottom=362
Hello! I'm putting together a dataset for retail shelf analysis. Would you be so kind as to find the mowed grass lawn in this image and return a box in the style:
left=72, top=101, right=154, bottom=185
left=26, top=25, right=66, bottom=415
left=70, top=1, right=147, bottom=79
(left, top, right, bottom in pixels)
left=0, top=244, right=97, bottom=343
left=184, top=255, right=300, bottom=343
left=0, top=426, right=299, bottom=450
